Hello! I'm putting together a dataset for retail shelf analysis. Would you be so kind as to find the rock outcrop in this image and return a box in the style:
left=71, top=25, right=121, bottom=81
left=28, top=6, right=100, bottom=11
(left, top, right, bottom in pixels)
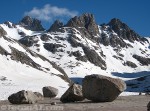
left=60, top=84, right=85, bottom=103
left=133, top=54, right=150, bottom=66
left=42, top=86, right=58, bottom=98
left=0, top=26, right=7, bottom=37
left=126, top=61, right=137, bottom=68
left=19, top=16, right=45, bottom=31
left=66, top=13, right=99, bottom=37
left=82, top=74, right=126, bottom=102
left=48, top=20, right=63, bottom=32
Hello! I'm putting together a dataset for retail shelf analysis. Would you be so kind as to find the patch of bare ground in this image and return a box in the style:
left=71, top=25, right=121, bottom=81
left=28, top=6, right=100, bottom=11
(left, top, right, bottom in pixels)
left=0, top=95, right=149, bottom=111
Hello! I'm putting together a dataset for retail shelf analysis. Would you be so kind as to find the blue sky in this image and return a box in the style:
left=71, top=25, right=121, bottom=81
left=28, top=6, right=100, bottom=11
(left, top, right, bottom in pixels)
left=0, top=0, right=149, bottom=36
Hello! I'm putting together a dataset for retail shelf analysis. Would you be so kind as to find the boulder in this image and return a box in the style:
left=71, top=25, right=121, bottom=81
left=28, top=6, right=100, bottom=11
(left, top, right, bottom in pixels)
left=33, top=92, right=44, bottom=101
left=42, top=86, right=58, bottom=98
left=82, top=74, right=126, bottom=102
left=148, top=101, right=150, bottom=111
left=8, top=90, right=39, bottom=104
left=60, top=84, right=85, bottom=103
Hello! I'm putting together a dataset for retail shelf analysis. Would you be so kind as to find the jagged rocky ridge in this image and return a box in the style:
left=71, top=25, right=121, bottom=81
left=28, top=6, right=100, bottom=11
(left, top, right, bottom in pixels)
left=16, top=13, right=150, bottom=70
left=0, top=13, right=150, bottom=99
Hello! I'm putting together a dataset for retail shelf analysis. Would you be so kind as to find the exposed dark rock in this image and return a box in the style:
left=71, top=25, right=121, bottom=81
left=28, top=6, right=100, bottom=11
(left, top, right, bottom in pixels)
left=72, top=51, right=82, bottom=57
left=42, top=86, right=58, bottom=98
left=68, top=35, right=81, bottom=47
left=76, top=55, right=88, bottom=62
left=100, top=33, right=109, bottom=46
left=8, top=90, right=39, bottom=104
left=147, top=101, right=150, bottom=111
left=82, top=46, right=106, bottom=70
left=110, top=35, right=126, bottom=47
left=82, top=74, right=126, bottom=102
left=19, top=16, right=45, bottom=31
left=10, top=47, right=41, bottom=69
left=48, top=20, right=63, bottom=32
left=126, top=61, right=137, bottom=68
left=113, top=55, right=123, bottom=60
left=50, top=61, right=73, bottom=84
left=19, top=36, right=39, bottom=47
left=133, top=54, right=150, bottom=66
left=0, top=26, right=7, bottom=37
left=60, top=84, right=85, bottom=103
left=18, top=31, right=26, bottom=36
left=4, top=21, right=16, bottom=28
left=66, top=13, right=99, bottom=36
left=40, top=34, right=52, bottom=41
left=0, top=45, right=10, bottom=56
left=44, top=43, right=64, bottom=53
left=108, top=18, right=147, bottom=43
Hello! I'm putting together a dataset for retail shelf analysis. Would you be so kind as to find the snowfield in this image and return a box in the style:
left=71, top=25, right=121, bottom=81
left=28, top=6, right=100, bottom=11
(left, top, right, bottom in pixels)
left=0, top=20, right=150, bottom=100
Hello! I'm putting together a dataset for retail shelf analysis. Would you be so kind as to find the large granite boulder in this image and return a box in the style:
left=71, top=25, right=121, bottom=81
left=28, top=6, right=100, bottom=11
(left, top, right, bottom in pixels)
left=147, top=101, right=150, bottom=111
left=82, top=74, right=126, bottom=102
left=42, top=86, right=58, bottom=98
left=8, top=90, right=39, bottom=104
left=60, top=84, right=85, bottom=103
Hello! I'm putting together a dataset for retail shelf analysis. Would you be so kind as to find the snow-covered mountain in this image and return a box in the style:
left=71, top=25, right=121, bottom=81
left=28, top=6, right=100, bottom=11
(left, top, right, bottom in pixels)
left=0, top=13, right=150, bottom=99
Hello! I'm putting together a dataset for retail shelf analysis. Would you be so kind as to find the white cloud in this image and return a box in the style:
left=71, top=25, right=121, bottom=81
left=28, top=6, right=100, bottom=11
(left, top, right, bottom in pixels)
left=24, top=4, right=78, bottom=22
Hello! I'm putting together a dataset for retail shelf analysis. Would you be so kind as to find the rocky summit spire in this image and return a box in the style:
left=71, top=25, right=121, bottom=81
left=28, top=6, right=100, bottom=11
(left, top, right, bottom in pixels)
left=48, top=20, right=63, bottom=32
left=19, top=16, right=45, bottom=31
left=66, top=13, right=99, bottom=36
left=108, top=18, right=142, bottom=42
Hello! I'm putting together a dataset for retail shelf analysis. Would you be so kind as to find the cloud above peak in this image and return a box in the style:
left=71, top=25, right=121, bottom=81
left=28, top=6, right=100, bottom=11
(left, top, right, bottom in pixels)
left=24, top=4, right=78, bottom=22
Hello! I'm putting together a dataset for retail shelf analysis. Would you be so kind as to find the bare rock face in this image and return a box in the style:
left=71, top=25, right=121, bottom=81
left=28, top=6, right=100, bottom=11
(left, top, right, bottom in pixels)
left=8, top=90, right=39, bottom=104
left=0, top=26, right=7, bottom=37
left=108, top=18, right=148, bottom=43
left=60, top=84, right=85, bottom=103
left=42, top=86, right=58, bottom=98
left=48, top=20, right=63, bottom=32
left=82, top=46, right=106, bottom=70
left=66, top=13, right=99, bottom=36
left=82, top=74, right=126, bottom=102
left=133, top=54, right=150, bottom=66
left=126, top=61, right=137, bottom=68
left=19, top=16, right=45, bottom=31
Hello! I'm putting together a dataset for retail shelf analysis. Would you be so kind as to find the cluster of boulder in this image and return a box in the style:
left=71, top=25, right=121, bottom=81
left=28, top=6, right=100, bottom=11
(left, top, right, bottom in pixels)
left=8, top=74, right=126, bottom=104
left=60, top=74, right=126, bottom=103
left=8, top=86, right=58, bottom=104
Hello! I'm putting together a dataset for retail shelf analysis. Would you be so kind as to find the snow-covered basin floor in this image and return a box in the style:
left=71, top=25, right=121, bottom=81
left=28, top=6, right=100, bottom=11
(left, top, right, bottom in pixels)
left=0, top=55, right=69, bottom=100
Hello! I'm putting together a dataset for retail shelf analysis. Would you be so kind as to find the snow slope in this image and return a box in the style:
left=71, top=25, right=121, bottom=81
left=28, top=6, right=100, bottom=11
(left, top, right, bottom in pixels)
left=0, top=17, right=150, bottom=100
